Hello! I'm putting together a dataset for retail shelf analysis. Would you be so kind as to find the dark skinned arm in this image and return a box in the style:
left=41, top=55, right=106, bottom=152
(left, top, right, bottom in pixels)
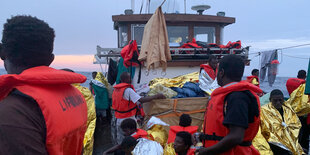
left=103, top=144, right=121, bottom=155
left=198, top=125, right=245, bottom=155
left=138, top=93, right=166, bottom=103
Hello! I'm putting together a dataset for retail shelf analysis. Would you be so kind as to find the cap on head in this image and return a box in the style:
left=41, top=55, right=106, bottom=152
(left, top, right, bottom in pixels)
left=1, top=15, right=55, bottom=69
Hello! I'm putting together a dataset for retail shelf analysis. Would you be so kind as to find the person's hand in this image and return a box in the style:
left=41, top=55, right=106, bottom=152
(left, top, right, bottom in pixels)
left=155, top=93, right=166, bottom=99
left=196, top=147, right=209, bottom=155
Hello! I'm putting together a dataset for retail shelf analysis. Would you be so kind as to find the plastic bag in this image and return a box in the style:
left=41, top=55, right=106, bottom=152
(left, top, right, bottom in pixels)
left=132, top=138, right=163, bottom=155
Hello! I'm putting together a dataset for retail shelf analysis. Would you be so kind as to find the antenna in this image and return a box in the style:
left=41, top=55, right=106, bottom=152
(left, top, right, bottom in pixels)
left=131, top=0, right=135, bottom=13
left=184, top=0, right=186, bottom=14
left=191, top=5, right=211, bottom=15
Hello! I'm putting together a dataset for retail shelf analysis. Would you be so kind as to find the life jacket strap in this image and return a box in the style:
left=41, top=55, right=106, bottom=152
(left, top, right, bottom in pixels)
left=114, top=105, right=138, bottom=114
left=201, top=133, right=252, bottom=147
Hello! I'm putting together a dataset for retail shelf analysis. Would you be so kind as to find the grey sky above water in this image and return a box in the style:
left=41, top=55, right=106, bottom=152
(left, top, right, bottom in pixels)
left=0, top=0, right=310, bottom=76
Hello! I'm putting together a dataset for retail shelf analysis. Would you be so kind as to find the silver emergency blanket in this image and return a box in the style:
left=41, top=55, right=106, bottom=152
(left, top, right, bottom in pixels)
left=132, top=138, right=163, bottom=155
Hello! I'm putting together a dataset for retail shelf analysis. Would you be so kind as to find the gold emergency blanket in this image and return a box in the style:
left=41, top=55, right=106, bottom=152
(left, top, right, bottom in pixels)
left=73, top=84, right=96, bottom=155
left=139, top=7, right=171, bottom=72
left=252, top=127, right=273, bottom=155
left=143, top=97, right=208, bottom=132
left=147, top=124, right=168, bottom=147
left=149, top=72, right=199, bottom=88
left=285, top=84, right=310, bottom=116
left=163, top=143, right=176, bottom=155
left=260, top=103, right=303, bottom=155
left=148, top=84, right=177, bottom=98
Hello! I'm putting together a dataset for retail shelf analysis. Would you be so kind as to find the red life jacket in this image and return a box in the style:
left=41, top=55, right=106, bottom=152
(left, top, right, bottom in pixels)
left=180, top=38, right=202, bottom=49
left=167, top=126, right=198, bottom=144
left=246, top=75, right=260, bottom=87
left=120, top=40, right=142, bottom=83
left=0, top=66, right=88, bottom=154
left=286, top=78, right=306, bottom=95
left=200, top=64, right=217, bottom=80
left=176, top=146, right=196, bottom=155
left=131, top=128, right=149, bottom=139
left=203, top=81, right=261, bottom=155
left=112, top=83, right=138, bottom=119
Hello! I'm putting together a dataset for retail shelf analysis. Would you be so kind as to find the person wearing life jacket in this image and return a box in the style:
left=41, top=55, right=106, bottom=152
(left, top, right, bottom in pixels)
left=286, top=70, right=306, bottom=95
left=199, top=55, right=220, bottom=94
left=174, top=131, right=196, bottom=155
left=260, top=89, right=303, bottom=155
left=167, top=114, right=198, bottom=144
left=246, top=69, right=260, bottom=87
left=0, top=16, right=87, bottom=154
left=197, top=55, right=261, bottom=155
left=103, top=118, right=150, bottom=155
left=62, top=68, right=97, bottom=155
left=112, top=72, right=166, bottom=144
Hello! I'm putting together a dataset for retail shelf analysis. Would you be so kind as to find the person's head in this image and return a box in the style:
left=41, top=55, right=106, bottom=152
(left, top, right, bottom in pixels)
left=208, top=55, right=217, bottom=70
left=217, top=55, right=245, bottom=86
left=252, top=69, right=259, bottom=77
left=0, top=15, right=55, bottom=74
left=270, top=89, right=284, bottom=110
left=297, top=70, right=306, bottom=80
left=120, top=72, right=131, bottom=84
left=61, top=68, right=75, bottom=73
left=179, top=114, right=192, bottom=127
left=121, top=136, right=138, bottom=155
left=92, top=71, right=97, bottom=79
left=174, top=131, right=193, bottom=154
left=121, top=118, right=137, bottom=136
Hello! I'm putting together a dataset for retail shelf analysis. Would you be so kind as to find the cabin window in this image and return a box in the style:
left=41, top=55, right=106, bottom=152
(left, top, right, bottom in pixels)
left=167, top=26, right=188, bottom=47
left=131, top=24, right=145, bottom=46
left=131, top=25, right=188, bottom=46
left=194, top=27, right=215, bottom=43
left=118, top=25, right=128, bottom=47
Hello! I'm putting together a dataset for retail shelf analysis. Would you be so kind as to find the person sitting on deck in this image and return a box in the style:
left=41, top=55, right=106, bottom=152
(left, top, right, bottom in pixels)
left=174, top=131, right=196, bottom=155
left=199, top=55, right=219, bottom=94
left=260, top=89, right=303, bottom=155
left=286, top=70, right=306, bottom=95
left=246, top=69, right=260, bottom=87
left=103, top=118, right=150, bottom=155
left=167, top=114, right=198, bottom=144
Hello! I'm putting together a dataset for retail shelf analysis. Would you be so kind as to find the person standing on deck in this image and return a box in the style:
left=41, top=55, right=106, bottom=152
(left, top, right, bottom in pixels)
left=0, top=16, right=87, bottom=154
left=197, top=55, right=262, bottom=155
left=112, top=72, right=165, bottom=144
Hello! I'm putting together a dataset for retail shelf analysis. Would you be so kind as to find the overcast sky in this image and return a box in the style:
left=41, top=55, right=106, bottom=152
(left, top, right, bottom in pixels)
left=0, top=0, right=310, bottom=76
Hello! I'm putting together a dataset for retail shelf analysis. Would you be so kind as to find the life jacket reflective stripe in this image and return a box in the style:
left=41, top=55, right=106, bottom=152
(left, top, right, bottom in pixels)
left=131, top=128, right=149, bottom=139
left=200, top=64, right=217, bottom=80
left=112, top=83, right=138, bottom=119
left=0, top=66, right=88, bottom=154
left=167, top=126, right=198, bottom=144
left=246, top=75, right=260, bottom=87
left=203, top=81, right=261, bottom=155
left=286, top=78, right=306, bottom=95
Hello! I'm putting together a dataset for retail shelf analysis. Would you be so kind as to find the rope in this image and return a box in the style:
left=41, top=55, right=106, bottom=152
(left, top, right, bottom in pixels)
left=250, top=43, right=310, bottom=55
left=160, top=0, right=167, bottom=7
left=282, top=53, right=310, bottom=60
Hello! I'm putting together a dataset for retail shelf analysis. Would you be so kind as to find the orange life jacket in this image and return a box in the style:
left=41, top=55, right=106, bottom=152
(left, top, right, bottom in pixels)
left=131, top=128, right=149, bottom=139
left=246, top=75, right=260, bottom=87
left=0, top=66, right=88, bottom=155
left=203, top=81, right=261, bottom=155
left=286, top=78, right=306, bottom=95
left=200, top=64, right=217, bottom=80
left=112, top=83, right=138, bottom=119
left=167, top=126, right=199, bottom=144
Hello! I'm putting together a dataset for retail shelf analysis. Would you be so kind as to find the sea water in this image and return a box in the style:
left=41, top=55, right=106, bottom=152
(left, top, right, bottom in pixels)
left=0, top=69, right=290, bottom=98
